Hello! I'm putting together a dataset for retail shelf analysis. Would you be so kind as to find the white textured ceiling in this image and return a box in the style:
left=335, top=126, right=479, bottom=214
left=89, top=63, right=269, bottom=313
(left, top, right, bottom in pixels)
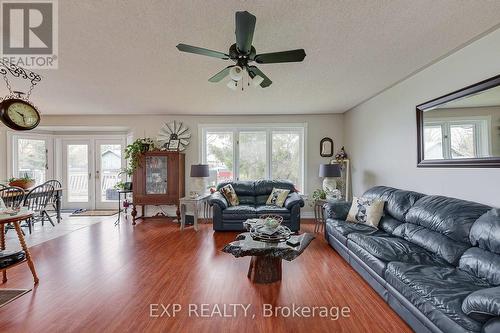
left=22, top=0, right=500, bottom=115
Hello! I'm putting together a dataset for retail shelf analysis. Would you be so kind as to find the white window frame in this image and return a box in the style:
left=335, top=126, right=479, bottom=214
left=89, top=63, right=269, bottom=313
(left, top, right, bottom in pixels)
left=199, top=123, right=307, bottom=191
left=424, top=116, right=491, bottom=159
left=7, top=132, right=54, bottom=183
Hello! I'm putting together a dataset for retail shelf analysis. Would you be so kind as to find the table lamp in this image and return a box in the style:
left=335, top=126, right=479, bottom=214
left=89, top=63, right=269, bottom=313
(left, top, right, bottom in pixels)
left=319, top=163, right=341, bottom=200
left=190, top=164, right=209, bottom=197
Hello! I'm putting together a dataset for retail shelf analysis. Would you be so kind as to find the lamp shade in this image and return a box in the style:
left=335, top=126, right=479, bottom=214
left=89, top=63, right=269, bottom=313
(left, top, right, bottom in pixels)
left=319, top=163, right=341, bottom=177
left=190, top=164, right=209, bottom=177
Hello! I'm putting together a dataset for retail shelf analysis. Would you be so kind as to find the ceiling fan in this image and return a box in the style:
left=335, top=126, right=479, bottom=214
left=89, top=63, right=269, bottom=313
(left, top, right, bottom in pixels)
left=176, top=11, right=306, bottom=89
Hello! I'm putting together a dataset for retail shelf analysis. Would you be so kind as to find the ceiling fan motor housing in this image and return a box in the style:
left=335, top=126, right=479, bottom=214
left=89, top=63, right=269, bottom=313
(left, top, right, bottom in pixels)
left=229, top=44, right=256, bottom=62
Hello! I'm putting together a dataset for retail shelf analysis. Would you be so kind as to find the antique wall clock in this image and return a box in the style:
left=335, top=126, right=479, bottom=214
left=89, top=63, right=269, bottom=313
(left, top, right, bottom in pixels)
left=0, top=92, right=41, bottom=130
left=0, top=61, right=43, bottom=131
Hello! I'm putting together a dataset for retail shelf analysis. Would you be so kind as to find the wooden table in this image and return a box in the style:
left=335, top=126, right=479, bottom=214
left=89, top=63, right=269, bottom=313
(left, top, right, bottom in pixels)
left=2, top=186, right=63, bottom=224
left=0, top=209, right=39, bottom=284
left=222, top=232, right=315, bottom=284
left=179, top=193, right=211, bottom=231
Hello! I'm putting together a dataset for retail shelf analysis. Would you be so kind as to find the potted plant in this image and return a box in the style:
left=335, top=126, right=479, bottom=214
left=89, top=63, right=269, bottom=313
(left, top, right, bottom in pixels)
left=310, top=188, right=326, bottom=207
left=123, top=138, right=156, bottom=176
left=9, top=174, right=35, bottom=189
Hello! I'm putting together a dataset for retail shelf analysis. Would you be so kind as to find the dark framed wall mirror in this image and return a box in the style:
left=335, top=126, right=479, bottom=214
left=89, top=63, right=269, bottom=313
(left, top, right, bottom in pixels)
left=417, top=74, right=500, bottom=167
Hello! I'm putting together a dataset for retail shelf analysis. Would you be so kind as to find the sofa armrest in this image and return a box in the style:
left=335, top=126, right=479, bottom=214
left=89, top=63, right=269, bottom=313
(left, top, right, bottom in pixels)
left=462, top=286, right=500, bottom=321
left=284, top=192, right=304, bottom=209
left=208, top=192, right=228, bottom=210
left=323, top=201, right=352, bottom=220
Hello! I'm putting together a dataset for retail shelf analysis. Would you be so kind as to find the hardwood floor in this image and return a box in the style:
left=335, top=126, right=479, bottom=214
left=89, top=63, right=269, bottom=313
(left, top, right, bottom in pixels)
left=0, top=217, right=411, bottom=333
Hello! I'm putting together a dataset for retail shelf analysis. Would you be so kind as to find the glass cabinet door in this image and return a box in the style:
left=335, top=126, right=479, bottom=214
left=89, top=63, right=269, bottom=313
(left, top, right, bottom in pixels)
left=145, top=156, right=168, bottom=194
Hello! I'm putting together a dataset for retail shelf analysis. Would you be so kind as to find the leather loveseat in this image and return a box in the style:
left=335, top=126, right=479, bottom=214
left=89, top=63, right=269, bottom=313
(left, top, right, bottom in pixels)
left=208, top=180, right=304, bottom=231
left=324, top=186, right=500, bottom=333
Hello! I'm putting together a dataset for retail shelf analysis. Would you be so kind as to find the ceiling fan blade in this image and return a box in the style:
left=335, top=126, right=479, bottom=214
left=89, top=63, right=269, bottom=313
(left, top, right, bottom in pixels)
left=176, top=43, right=229, bottom=60
left=208, top=66, right=234, bottom=82
left=235, top=11, right=256, bottom=54
left=254, top=49, right=306, bottom=64
left=247, top=66, right=272, bottom=88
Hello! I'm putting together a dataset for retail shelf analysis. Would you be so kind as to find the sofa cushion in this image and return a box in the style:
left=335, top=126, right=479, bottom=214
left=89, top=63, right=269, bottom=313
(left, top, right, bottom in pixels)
left=254, top=179, right=295, bottom=196
left=405, top=195, right=491, bottom=243
left=393, top=223, right=470, bottom=265
left=255, top=205, right=290, bottom=216
left=222, top=205, right=256, bottom=220
left=220, top=184, right=239, bottom=206
left=266, top=188, right=290, bottom=207
left=459, top=247, right=500, bottom=286
left=348, top=233, right=451, bottom=269
left=378, top=215, right=403, bottom=235
left=325, top=218, right=380, bottom=246
left=362, top=186, right=425, bottom=221
left=386, top=262, right=489, bottom=332
left=346, top=196, right=385, bottom=228
left=469, top=209, right=500, bottom=254
left=238, top=195, right=256, bottom=205
left=462, top=286, right=500, bottom=322
left=217, top=181, right=254, bottom=196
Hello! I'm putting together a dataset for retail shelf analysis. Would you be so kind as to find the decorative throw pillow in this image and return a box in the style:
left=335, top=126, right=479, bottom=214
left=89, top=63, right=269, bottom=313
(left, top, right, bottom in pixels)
left=346, top=197, right=385, bottom=228
left=266, top=188, right=290, bottom=207
left=220, top=184, right=239, bottom=206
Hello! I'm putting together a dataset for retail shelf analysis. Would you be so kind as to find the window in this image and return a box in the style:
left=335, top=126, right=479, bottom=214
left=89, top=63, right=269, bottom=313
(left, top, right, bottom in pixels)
left=201, top=125, right=305, bottom=191
left=11, top=136, right=51, bottom=185
left=423, top=118, right=490, bottom=160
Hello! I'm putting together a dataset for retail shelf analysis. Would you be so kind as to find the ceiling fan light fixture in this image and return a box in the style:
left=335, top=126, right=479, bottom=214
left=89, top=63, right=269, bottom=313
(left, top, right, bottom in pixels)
left=227, top=80, right=238, bottom=91
left=229, top=66, right=243, bottom=81
left=251, top=75, right=264, bottom=87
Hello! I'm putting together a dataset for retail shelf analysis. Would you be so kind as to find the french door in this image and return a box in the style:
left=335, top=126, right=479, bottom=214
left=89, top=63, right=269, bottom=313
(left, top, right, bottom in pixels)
left=62, top=137, right=125, bottom=210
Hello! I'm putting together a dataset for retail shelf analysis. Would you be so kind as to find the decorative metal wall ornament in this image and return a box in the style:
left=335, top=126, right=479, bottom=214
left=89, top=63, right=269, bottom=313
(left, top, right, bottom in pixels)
left=157, top=121, right=191, bottom=151
left=0, top=60, right=43, bottom=131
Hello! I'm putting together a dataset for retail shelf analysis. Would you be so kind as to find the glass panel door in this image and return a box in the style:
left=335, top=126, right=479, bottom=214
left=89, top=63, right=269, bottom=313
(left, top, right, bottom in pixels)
left=238, top=131, right=267, bottom=180
left=63, top=140, right=93, bottom=210
left=95, top=139, right=124, bottom=209
left=145, top=155, right=168, bottom=194
left=15, top=138, right=48, bottom=185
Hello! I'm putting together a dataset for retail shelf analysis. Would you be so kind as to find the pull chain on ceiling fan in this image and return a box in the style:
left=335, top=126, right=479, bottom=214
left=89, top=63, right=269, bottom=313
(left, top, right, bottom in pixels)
left=176, top=11, right=306, bottom=89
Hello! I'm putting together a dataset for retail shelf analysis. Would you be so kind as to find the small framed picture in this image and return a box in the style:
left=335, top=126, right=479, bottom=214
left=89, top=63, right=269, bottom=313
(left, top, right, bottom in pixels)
left=168, top=139, right=180, bottom=151
left=320, top=137, right=334, bottom=157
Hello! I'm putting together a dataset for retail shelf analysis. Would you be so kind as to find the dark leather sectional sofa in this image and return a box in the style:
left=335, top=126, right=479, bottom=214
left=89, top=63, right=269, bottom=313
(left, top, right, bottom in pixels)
left=324, top=186, right=500, bottom=333
left=208, top=180, right=304, bottom=231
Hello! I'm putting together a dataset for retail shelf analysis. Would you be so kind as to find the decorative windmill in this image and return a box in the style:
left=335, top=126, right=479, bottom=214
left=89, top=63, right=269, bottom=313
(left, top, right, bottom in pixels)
left=157, top=121, right=191, bottom=151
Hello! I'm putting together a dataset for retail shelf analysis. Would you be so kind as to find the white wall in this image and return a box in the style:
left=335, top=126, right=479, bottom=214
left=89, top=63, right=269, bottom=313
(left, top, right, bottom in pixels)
left=1, top=114, right=344, bottom=213
left=344, top=27, right=500, bottom=207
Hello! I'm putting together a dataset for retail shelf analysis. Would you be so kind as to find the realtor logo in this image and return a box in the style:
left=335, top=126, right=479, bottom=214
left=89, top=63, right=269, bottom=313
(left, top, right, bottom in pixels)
left=1, top=0, right=58, bottom=69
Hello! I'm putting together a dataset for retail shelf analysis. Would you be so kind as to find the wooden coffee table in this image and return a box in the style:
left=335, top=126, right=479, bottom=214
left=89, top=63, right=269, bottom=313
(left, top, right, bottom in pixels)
left=222, top=232, right=314, bottom=284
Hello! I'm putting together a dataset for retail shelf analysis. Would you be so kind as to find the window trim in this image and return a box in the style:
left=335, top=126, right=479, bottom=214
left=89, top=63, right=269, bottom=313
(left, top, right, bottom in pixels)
left=199, top=123, right=307, bottom=191
left=7, top=132, right=54, bottom=184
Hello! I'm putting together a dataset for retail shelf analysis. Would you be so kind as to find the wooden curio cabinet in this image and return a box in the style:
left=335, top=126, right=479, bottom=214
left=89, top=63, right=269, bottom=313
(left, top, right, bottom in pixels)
left=131, top=151, right=185, bottom=224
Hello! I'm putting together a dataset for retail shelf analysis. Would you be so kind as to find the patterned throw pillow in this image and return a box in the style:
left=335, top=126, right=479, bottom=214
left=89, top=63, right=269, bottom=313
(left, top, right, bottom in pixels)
left=346, top=197, right=385, bottom=228
left=266, top=188, right=290, bottom=207
left=220, top=184, right=239, bottom=206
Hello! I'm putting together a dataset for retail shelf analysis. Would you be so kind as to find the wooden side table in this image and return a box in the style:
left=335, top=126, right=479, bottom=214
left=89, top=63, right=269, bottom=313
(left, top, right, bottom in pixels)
left=314, top=199, right=346, bottom=233
left=179, top=193, right=211, bottom=231
left=0, top=209, right=39, bottom=284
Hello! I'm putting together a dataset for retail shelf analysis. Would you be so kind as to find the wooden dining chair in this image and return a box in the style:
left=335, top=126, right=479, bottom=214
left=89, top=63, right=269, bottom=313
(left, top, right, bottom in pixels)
left=0, top=187, right=26, bottom=234
left=43, top=180, right=62, bottom=222
left=23, top=184, right=55, bottom=233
